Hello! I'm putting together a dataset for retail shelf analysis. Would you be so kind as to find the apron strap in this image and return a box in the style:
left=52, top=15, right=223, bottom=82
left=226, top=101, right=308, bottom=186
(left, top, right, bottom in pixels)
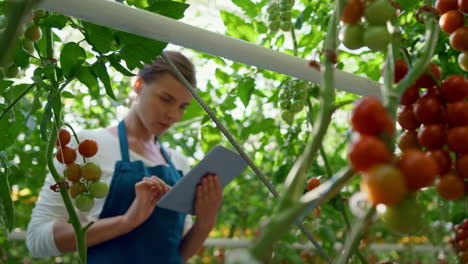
left=118, top=120, right=131, bottom=162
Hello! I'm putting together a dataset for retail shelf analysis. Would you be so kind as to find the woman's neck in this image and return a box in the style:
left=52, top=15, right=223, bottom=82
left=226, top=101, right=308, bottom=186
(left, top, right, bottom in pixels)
left=124, top=110, right=154, bottom=144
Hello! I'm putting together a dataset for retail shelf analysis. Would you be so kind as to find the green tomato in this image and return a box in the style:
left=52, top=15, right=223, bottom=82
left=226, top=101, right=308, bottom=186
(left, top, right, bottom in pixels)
left=364, top=0, right=396, bottom=25
left=280, top=2, right=292, bottom=11
left=33, top=10, right=46, bottom=20
left=290, top=101, right=304, bottom=113
left=280, top=11, right=292, bottom=21
left=22, top=38, right=35, bottom=54
left=89, top=181, right=109, bottom=198
left=459, top=52, right=468, bottom=72
left=363, top=25, right=391, bottom=51
left=281, top=111, right=294, bottom=123
left=267, top=3, right=279, bottom=13
left=269, top=20, right=280, bottom=32
left=380, top=194, right=424, bottom=235
left=70, top=181, right=87, bottom=199
left=24, top=25, right=42, bottom=42
left=75, top=193, right=95, bottom=212
left=340, top=24, right=364, bottom=50
left=82, top=162, right=102, bottom=181
left=280, top=21, right=292, bottom=31
left=3, top=65, right=19, bottom=78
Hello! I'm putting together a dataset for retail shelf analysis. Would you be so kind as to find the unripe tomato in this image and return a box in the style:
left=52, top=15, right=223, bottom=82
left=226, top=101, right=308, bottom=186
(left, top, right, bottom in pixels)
left=33, top=9, right=46, bottom=20
left=446, top=101, right=468, bottom=127
left=399, top=149, right=438, bottom=190
left=70, top=181, right=87, bottom=199
left=56, top=146, right=77, bottom=164
left=75, top=193, right=95, bottom=212
left=459, top=52, right=468, bottom=72
left=89, top=181, right=109, bottom=198
left=436, top=0, right=458, bottom=14
left=348, top=134, right=392, bottom=172
left=55, top=128, right=71, bottom=147
left=399, top=85, right=420, bottom=106
left=82, top=162, right=102, bottom=181
left=360, top=164, right=407, bottom=206
left=436, top=172, right=465, bottom=200
left=351, top=96, right=394, bottom=136
left=380, top=195, right=424, bottom=235
left=280, top=21, right=292, bottom=31
left=78, top=139, right=98, bottom=158
left=3, top=65, right=19, bottom=78
left=24, top=25, right=42, bottom=42
left=341, top=0, right=364, bottom=24
left=22, top=38, right=35, bottom=53
left=281, top=111, right=294, bottom=123
left=364, top=0, right=396, bottom=25
left=397, top=106, right=420, bottom=130
left=64, top=163, right=82, bottom=182
left=269, top=20, right=280, bottom=32
left=450, top=27, right=468, bottom=52
left=398, top=130, right=421, bottom=152
left=447, top=126, right=468, bottom=154
left=341, top=24, right=364, bottom=50
left=417, top=124, right=446, bottom=150
left=426, top=149, right=452, bottom=175
left=456, top=155, right=468, bottom=179
left=439, top=10, right=465, bottom=34
left=440, top=75, right=468, bottom=102
left=363, top=25, right=391, bottom=51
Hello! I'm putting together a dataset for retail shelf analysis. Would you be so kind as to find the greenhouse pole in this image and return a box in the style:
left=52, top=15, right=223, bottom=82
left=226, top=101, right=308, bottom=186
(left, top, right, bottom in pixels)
left=38, top=0, right=383, bottom=98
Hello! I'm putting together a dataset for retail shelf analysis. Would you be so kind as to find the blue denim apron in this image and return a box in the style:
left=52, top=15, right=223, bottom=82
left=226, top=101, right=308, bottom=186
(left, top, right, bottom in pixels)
left=87, top=120, right=186, bottom=263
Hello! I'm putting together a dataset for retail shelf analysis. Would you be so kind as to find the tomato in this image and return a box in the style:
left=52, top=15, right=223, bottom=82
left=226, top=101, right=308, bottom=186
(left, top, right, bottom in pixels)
left=436, top=172, right=465, bottom=200
left=397, top=106, right=420, bottom=130
left=281, top=111, right=294, bottom=123
left=78, top=139, right=98, bottom=158
left=450, top=27, right=468, bottom=52
left=458, top=239, right=468, bottom=251
left=426, top=149, right=452, bottom=175
left=459, top=52, right=468, bottom=72
left=306, top=177, right=320, bottom=191
left=413, top=95, right=444, bottom=124
left=63, top=163, right=82, bottom=182
left=2, top=64, right=19, bottom=78
left=380, top=194, right=424, bottom=235
left=460, top=0, right=468, bottom=13
left=399, top=149, right=438, bottom=190
left=269, top=20, right=280, bottom=32
left=341, top=0, right=364, bottom=24
left=348, top=134, right=393, bottom=172
left=447, top=126, right=468, bottom=154
left=394, top=59, right=409, bottom=83
left=417, top=124, right=446, bottom=150
left=364, top=0, right=396, bottom=25
left=75, top=193, right=95, bottom=212
left=400, top=85, right=420, bottom=106
left=440, top=75, right=468, bottom=102
left=360, top=164, right=408, bottom=206
left=341, top=24, right=364, bottom=50
left=415, top=63, right=441, bottom=89
left=447, top=101, right=468, bottom=127
left=55, top=128, right=71, bottom=147
left=280, top=21, right=292, bottom=31
left=56, top=146, right=77, bottom=164
left=456, top=155, right=468, bottom=179
left=436, top=0, right=458, bottom=14
left=398, top=130, right=421, bottom=152
left=363, top=25, right=391, bottom=51
left=89, top=181, right=109, bottom=198
left=439, top=10, right=465, bottom=34
left=70, top=182, right=87, bottom=199
left=22, top=38, right=35, bottom=54
left=82, top=162, right=102, bottom=181
left=24, top=25, right=42, bottom=42
left=351, top=96, right=394, bottom=135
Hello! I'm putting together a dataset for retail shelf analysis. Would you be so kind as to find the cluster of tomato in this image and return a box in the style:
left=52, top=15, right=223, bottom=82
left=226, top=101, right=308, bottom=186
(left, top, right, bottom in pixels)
left=450, top=218, right=468, bottom=263
left=266, top=0, right=294, bottom=33
left=2, top=9, right=45, bottom=79
left=340, top=0, right=397, bottom=51
left=435, top=0, right=468, bottom=72
left=279, top=79, right=311, bottom=123
left=55, top=128, right=109, bottom=212
left=395, top=60, right=468, bottom=201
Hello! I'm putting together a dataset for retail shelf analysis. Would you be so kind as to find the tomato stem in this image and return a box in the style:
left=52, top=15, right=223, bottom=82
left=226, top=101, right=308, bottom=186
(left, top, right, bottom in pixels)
left=0, top=83, right=36, bottom=121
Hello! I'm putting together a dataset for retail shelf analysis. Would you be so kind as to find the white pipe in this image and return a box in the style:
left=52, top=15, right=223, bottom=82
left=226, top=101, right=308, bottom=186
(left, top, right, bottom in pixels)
left=38, top=0, right=383, bottom=98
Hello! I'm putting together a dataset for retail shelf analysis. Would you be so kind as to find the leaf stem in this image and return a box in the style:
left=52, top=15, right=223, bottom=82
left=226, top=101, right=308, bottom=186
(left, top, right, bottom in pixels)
left=0, top=83, right=36, bottom=121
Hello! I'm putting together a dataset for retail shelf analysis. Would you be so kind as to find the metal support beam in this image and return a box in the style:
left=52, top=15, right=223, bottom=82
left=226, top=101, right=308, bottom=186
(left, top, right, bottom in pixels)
left=38, top=0, right=383, bottom=98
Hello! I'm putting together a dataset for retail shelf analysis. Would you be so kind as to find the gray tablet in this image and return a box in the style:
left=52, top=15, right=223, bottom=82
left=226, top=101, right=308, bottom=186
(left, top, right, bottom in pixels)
left=157, top=145, right=248, bottom=215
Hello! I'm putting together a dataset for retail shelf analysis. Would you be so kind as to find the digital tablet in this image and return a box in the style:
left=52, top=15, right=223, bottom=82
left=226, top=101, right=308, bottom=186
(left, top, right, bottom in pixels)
left=157, top=145, right=248, bottom=215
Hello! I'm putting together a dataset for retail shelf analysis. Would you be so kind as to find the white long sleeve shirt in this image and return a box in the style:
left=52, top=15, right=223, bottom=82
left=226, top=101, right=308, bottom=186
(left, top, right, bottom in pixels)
left=26, top=128, right=193, bottom=258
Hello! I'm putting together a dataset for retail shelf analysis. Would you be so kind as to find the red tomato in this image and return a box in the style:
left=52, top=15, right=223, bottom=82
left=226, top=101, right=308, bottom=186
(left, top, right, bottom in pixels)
left=460, top=0, right=468, bottom=13
left=417, top=124, right=447, bottom=150
left=341, top=0, right=365, bottom=24
left=447, top=101, right=468, bottom=127
left=440, top=75, right=468, bottom=102
left=447, top=126, right=468, bottom=154
left=426, top=149, right=452, bottom=175
left=415, top=63, right=441, bottom=89
left=348, top=134, right=393, bottom=172
left=55, top=128, right=71, bottom=147
left=397, top=106, right=421, bottom=130
left=436, top=172, right=465, bottom=200
left=456, top=155, right=468, bottom=179
left=450, top=27, right=468, bottom=52
left=56, top=146, right=77, bottom=164
left=413, top=95, right=444, bottom=124
left=398, top=130, right=421, bottom=152
left=400, top=85, right=420, bottom=106
left=436, top=0, right=459, bottom=14
left=351, top=96, right=394, bottom=135
left=399, top=149, right=438, bottom=190
left=439, top=10, right=465, bottom=34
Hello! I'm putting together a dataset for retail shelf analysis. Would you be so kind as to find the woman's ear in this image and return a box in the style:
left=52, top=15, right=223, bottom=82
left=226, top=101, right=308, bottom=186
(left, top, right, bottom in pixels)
left=133, top=77, right=143, bottom=94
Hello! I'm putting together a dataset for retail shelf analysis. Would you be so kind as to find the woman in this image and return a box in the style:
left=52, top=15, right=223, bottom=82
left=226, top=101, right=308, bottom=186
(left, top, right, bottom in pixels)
left=26, top=51, right=223, bottom=263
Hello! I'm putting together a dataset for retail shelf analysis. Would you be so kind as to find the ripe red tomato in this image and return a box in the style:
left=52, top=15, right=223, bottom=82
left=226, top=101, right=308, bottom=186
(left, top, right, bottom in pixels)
left=413, top=95, right=444, bottom=124
left=447, top=101, right=468, bottom=127
left=78, top=139, right=99, bottom=158
left=417, top=124, right=447, bottom=150
left=399, top=85, right=420, bottom=106
left=348, top=134, right=393, bottom=172
left=397, top=106, right=421, bottom=130
left=436, top=0, right=458, bottom=14
left=398, top=130, right=421, bottom=152
left=439, top=10, right=466, bottom=34
left=360, top=164, right=408, bottom=206
left=460, top=0, right=468, bottom=13
left=306, top=177, right=320, bottom=191
left=440, top=75, right=468, bottom=102
left=456, top=155, right=468, bottom=179
left=394, top=59, right=409, bottom=83
left=351, top=96, right=394, bottom=135
left=447, top=126, right=468, bottom=154
left=341, top=0, right=364, bottom=24
left=450, top=27, right=468, bottom=52
left=55, top=128, right=71, bottom=147
left=415, top=63, right=441, bottom=89
left=426, top=149, right=452, bottom=175
left=436, top=172, right=465, bottom=200
left=56, top=146, right=77, bottom=164
left=399, top=149, right=438, bottom=190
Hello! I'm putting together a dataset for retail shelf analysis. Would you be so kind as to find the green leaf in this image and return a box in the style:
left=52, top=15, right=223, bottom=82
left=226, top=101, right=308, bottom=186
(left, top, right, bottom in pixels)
left=179, top=98, right=204, bottom=122
left=200, top=125, right=221, bottom=153
left=38, top=14, right=69, bottom=29
left=395, top=0, right=420, bottom=11
left=0, top=80, right=13, bottom=93
left=91, top=61, right=116, bottom=100
left=60, top=42, right=86, bottom=78
left=31, top=76, right=53, bottom=91
left=295, top=6, right=313, bottom=30
left=231, top=0, right=259, bottom=18
left=61, top=91, right=74, bottom=98
left=237, top=77, right=255, bottom=107
left=25, top=89, right=44, bottom=131
left=220, top=11, right=258, bottom=43
left=116, top=31, right=167, bottom=70
left=146, top=0, right=189, bottom=20
left=127, top=0, right=148, bottom=8
left=215, top=68, right=231, bottom=84
left=83, top=22, right=114, bottom=54
left=13, top=43, right=30, bottom=68
left=77, top=66, right=99, bottom=99
left=107, top=53, right=135, bottom=76
left=0, top=152, right=14, bottom=234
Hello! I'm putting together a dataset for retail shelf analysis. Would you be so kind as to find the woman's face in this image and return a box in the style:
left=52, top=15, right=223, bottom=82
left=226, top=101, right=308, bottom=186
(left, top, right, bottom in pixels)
left=134, top=73, right=192, bottom=137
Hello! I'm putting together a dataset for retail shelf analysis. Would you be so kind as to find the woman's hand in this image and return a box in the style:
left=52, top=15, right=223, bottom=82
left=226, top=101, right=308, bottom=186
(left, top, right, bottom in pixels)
left=194, top=173, right=223, bottom=230
left=122, top=176, right=170, bottom=230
